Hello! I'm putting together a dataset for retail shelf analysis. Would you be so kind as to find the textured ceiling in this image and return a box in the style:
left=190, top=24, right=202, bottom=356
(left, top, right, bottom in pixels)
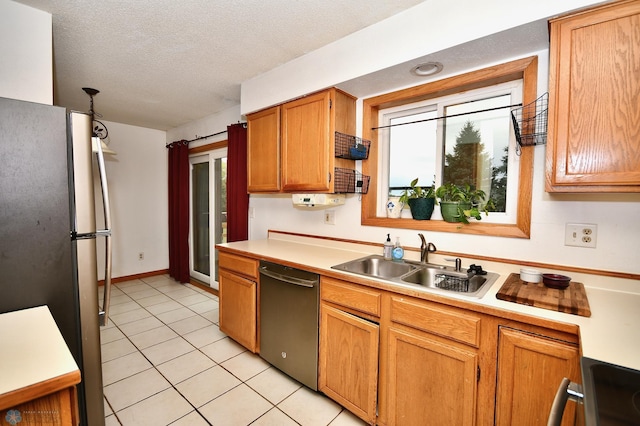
left=15, top=0, right=426, bottom=130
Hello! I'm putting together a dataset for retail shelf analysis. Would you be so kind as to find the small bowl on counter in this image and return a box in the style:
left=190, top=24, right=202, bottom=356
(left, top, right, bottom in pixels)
left=542, top=273, right=571, bottom=289
left=520, top=268, right=541, bottom=283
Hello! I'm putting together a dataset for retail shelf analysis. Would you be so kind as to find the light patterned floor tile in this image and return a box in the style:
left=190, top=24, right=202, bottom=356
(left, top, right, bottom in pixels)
left=200, top=308, right=219, bottom=324
left=101, top=337, right=138, bottom=363
left=169, top=410, right=210, bottom=426
left=200, top=336, right=246, bottom=363
left=155, top=306, right=197, bottom=324
left=161, top=287, right=200, bottom=299
left=187, top=299, right=219, bottom=314
left=167, top=314, right=211, bottom=335
left=136, top=293, right=173, bottom=307
left=115, top=388, right=193, bottom=426
left=141, top=336, right=195, bottom=365
left=144, top=300, right=183, bottom=315
left=110, top=308, right=152, bottom=325
left=175, top=366, right=241, bottom=408
left=108, top=301, right=140, bottom=316
left=104, top=414, right=120, bottom=426
left=102, top=351, right=153, bottom=386
left=182, top=324, right=226, bottom=348
left=100, top=326, right=125, bottom=344
left=118, top=282, right=153, bottom=295
left=104, top=368, right=171, bottom=412
left=246, top=367, right=302, bottom=405
left=109, top=293, right=133, bottom=306
left=174, top=293, right=211, bottom=306
left=156, top=350, right=216, bottom=385
left=198, top=383, right=272, bottom=426
left=126, top=288, right=162, bottom=300
left=221, top=351, right=271, bottom=382
left=128, top=325, right=178, bottom=349
left=278, top=386, right=342, bottom=426
left=252, top=408, right=299, bottom=426
left=117, top=315, right=163, bottom=337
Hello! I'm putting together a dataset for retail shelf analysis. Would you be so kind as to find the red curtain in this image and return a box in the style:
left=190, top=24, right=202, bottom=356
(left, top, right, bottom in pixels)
left=226, top=123, right=249, bottom=242
left=167, top=140, right=190, bottom=283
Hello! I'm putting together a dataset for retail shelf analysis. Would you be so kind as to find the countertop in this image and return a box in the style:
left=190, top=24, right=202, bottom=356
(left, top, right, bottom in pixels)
left=0, top=305, right=80, bottom=410
left=217, top=233, right=640, bottom=371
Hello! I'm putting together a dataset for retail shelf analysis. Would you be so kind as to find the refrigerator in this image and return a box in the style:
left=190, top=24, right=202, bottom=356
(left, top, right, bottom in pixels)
left=0, top=96, right=113, bottom=425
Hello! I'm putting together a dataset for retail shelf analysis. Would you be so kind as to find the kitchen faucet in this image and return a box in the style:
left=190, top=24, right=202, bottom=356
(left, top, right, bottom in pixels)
left=418, top=233, right=437, bottom=263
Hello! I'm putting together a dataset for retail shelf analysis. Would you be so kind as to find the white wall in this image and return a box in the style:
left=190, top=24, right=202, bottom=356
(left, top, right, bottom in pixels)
left=96, top=121, right=168, bottom=279
left=239, top=1, right=640, bottom=278
left=0, top=0, right=53, bottom=104
left=166, top=104, right=242, bottom=148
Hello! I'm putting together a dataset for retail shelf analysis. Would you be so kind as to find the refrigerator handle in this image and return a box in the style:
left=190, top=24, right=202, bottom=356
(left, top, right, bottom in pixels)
left=94, top=136, right=113, bottom=326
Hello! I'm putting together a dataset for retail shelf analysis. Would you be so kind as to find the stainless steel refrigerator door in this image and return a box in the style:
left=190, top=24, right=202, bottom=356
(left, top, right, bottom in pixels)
left=69, top=112, right=106, bottom=423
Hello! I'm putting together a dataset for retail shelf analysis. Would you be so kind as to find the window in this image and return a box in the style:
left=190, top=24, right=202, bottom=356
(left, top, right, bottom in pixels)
left=362, top=56, right=538, bottom=238
left=379, top=82, right=521, bottom=224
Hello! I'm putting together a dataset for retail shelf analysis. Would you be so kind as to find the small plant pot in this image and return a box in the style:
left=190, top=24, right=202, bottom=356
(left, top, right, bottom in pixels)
left=408, top=198, right=435, bottom=220
left=440, top=201, right=471, bottom=223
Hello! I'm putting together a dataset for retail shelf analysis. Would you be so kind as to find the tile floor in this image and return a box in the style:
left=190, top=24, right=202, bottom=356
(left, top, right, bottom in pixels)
left=101, top=275, right=366, bottom=426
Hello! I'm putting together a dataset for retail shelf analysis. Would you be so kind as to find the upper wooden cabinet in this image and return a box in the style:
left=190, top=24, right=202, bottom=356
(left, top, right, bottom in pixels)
left=247, top=106, right=281, bottom=192
left=246, top=87, right=356, bottom=193
left=546, top=0, right=640, bottom=192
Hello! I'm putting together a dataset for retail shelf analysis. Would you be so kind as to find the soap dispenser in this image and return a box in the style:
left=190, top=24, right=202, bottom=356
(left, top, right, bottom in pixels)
left=392, top=237, right=404, bottom=261
left=383, top=234, right=393, bottom=260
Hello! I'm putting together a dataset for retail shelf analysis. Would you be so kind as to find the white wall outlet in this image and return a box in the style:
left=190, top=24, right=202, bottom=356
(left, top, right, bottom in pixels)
left=564, top=223, right=597, bottom=248
left=324, top=210, right=336, bottom=225
left=138, top=252, right=144, bottom=260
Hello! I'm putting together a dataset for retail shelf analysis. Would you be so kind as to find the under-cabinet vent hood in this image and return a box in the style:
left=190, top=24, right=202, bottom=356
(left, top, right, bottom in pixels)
left=292, top=194, right=345, bottom=208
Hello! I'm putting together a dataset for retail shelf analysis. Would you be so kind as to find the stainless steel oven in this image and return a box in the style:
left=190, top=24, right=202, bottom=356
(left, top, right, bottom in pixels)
left=259, top=261, right=320, bottom=390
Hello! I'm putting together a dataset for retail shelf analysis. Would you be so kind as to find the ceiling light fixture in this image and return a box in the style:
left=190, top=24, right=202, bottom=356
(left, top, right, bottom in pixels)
left=83, top=87, right=116, bottom=155
left=410, top=61, right=444, bottom=77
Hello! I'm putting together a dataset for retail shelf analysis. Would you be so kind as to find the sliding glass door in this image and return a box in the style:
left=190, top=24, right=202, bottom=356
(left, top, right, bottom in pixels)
left=189, top=148, right=226, bottom=288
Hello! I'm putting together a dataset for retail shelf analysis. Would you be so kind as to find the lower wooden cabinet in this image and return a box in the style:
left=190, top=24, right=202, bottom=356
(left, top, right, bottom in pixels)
left=219, top=269, right=258, bottom=353
left=386, top=326, right=479, bottom=426
left=319, top=304, right=379, bottom=424
left=495, top=327, right=581, bottom=426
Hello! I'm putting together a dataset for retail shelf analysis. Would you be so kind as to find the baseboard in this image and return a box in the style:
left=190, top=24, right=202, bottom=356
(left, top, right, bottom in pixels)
left=98, top=269, right=169, bottom=286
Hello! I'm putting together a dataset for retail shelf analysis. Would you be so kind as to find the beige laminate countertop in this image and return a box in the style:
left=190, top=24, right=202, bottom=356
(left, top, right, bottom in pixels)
left=0, top=306, right=80, bottom=410
left=217, top=233, right=640, bottom=372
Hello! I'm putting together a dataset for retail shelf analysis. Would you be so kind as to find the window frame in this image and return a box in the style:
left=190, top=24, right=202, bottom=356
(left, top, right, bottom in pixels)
left=361, top=56, right=537, bottom=238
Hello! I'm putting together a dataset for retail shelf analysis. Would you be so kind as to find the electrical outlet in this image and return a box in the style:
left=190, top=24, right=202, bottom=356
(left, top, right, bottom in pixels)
left=138, top=252, right=144, bottom=260
left=564, top=223, right=597, bottom=248
left=324, top=210, right=336, bottom=225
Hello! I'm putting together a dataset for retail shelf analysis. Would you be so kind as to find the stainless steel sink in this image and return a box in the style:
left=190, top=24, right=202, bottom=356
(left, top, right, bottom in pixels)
left=331, top=254, right=419, bottom=279
left=400, top=267, right=499, bottom=298
left=331, top=254, right=498, bottom=298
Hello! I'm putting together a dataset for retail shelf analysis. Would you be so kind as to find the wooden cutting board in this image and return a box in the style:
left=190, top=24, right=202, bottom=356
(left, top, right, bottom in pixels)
left=495, top=273, right=591, bottom=317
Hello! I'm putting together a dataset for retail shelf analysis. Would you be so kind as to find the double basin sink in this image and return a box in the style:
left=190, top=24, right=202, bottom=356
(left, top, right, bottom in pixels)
left=331, top=254, right=499, bottom=298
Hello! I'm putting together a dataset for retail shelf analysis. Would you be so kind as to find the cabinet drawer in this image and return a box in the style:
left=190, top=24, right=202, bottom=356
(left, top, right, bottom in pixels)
left=321, top=277, right=381, bottom=317
left=390, top=296, right=481, bottom=347
left=218, top=252, right=258, bottom=279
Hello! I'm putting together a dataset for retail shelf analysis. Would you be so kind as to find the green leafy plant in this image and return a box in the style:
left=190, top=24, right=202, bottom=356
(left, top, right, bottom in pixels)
left=435, top=183, right=495, bottom=224
left=399, top=177, right=435, bottom=205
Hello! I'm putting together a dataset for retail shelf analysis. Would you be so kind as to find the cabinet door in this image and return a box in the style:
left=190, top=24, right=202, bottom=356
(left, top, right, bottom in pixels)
left=386, top=327, right=478, bottom=426
left=219, top=269, right=257, bottom=352
left=319, top=304, right=379, bottom=425
left=281, top=90, right=331, bottom=192
left=495, top=327, right=580, bottom=426
left=247, top=106, right=280, bottom=192
left=547, top=0, right=640, bottom=192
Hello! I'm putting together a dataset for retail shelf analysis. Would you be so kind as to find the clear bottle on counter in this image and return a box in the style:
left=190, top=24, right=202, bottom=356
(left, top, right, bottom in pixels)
left=383, top=234, right=393, bottom=260
left=392, top=237, right=404, bottom=261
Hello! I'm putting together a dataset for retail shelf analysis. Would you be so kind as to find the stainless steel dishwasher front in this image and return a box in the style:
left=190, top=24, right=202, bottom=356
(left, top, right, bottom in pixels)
left=259, top=260, right=320, bottom=390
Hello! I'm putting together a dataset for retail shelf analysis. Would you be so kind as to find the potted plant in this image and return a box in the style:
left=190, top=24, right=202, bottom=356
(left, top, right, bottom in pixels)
left=435, top=183, right=495, bottom=224
left=399, top=177, right=436, bottom=220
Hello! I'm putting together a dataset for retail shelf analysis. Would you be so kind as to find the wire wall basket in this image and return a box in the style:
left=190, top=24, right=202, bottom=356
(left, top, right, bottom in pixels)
left=334, top=132, right=371, bottom=160
left=334, top=168, right=370, bottom=194
left=511, top=92, right=549, bottom=150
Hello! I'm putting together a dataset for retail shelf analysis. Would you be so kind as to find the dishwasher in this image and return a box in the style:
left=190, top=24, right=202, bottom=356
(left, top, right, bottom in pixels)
left=259, top=260, right=320, bottom=390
